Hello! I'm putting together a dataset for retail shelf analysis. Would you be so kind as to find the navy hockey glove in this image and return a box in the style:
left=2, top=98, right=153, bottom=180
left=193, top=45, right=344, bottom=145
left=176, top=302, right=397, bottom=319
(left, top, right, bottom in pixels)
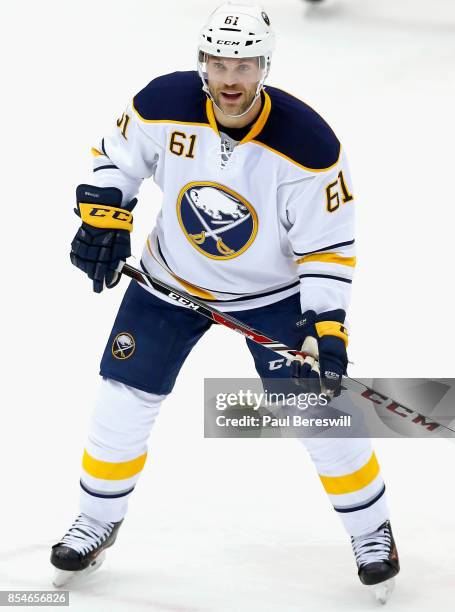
left=70, top=184, right=137, bottom=293
left=291, top=309, right=348, bottom=397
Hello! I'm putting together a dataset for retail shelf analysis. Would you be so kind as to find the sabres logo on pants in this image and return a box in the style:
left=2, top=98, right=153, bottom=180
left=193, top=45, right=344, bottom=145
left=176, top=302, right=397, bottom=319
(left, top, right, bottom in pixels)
left=176, top=182, right=258, bottom=260
left=112, top=332, right=136, bottom=360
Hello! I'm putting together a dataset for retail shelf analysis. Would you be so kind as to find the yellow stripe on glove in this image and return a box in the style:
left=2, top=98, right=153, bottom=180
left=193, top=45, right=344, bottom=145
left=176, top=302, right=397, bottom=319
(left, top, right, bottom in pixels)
left=315, top=321, right=349, bottom=347
left=79, top=203, right=133, bottom=231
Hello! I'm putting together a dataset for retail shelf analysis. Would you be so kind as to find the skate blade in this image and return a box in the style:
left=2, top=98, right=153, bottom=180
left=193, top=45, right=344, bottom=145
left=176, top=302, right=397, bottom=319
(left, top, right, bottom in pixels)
left=52, top=551, right=106, bottom=588
left=369, top=577, right=395, bottom=604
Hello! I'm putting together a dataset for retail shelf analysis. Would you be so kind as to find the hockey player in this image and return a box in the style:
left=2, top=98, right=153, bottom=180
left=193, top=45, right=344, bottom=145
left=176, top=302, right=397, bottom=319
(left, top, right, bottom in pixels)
left=51, top=2, right=399, bottom=602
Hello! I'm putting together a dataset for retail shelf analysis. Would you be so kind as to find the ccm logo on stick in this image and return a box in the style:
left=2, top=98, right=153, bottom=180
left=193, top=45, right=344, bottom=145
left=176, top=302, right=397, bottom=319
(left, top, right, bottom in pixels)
left=168, top=293, right=200, bottom=310
left=268, top=358, right=293, bottom=371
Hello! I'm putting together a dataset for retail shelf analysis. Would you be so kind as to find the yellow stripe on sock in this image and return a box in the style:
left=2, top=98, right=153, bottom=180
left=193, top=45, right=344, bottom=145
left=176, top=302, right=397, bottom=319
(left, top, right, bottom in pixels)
left=82, top=450, right=147, bottom=480
left=319, top=452, right=380, bottom=495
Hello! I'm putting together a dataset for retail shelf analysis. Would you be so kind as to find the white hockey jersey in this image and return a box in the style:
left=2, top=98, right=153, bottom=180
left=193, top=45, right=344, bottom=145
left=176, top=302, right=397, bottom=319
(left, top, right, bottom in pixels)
left=92, top=71, right=356, bottom=313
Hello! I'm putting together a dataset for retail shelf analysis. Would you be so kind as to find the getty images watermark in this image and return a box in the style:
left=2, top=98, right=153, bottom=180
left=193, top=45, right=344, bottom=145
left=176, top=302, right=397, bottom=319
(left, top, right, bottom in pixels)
left=204, top=379, right=359, bottom=438
left=205, top=378, right=455, bottom=439
left=215, top=388, right=328, bottom=410
left=214, top=388, right=351, bottom=429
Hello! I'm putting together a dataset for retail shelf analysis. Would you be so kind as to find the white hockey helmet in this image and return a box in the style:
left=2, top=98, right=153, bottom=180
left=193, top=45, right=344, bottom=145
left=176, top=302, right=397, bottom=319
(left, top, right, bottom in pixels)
left=197, top=2, right=275, bottom=117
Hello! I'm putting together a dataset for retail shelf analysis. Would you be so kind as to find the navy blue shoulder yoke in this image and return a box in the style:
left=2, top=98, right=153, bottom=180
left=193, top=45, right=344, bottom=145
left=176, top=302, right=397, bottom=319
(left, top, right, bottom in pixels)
left=257, top=86, right=341, bottom=170
left=133, top=71, right=208, bottom=124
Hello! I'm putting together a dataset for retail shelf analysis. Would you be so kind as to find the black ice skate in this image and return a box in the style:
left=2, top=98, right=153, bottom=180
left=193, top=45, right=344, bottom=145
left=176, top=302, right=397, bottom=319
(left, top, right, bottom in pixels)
left=51, top=513, right=123, bottom=587
left=351, top=520, right=400, bottom=604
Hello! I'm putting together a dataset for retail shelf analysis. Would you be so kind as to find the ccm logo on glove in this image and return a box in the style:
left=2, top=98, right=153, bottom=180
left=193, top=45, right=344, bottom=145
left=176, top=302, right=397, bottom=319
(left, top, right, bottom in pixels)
left=70, top=184, right=137, bottom=293
left=79, top=204, right=133, bottom=231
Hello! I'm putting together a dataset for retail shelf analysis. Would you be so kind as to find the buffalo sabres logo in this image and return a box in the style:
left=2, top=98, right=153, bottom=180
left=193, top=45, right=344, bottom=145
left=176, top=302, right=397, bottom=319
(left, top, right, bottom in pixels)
left=176, top=182, right=258, bottom=260
left=112, top=332, right=136, bottom=360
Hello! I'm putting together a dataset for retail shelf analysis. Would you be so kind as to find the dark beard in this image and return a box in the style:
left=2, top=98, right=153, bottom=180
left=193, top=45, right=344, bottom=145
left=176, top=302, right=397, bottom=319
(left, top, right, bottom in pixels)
left=214, top=92, right=255, bottom=116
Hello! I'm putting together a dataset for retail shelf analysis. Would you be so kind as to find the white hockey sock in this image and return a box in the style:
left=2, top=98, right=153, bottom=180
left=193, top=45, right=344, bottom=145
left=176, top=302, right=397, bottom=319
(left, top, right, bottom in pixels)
left=79, top=378, right=167, bottom=522
left=300, top=436, right=390, bottom=537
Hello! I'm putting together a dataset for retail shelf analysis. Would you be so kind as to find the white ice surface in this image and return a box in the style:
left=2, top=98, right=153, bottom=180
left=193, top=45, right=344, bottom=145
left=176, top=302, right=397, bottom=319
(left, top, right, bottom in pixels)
left=2, top=0, right=455, bottom=610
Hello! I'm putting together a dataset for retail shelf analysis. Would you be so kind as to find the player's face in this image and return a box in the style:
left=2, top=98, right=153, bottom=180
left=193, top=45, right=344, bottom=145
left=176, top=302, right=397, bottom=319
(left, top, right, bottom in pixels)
left=206, top=56, right=262, bottom=116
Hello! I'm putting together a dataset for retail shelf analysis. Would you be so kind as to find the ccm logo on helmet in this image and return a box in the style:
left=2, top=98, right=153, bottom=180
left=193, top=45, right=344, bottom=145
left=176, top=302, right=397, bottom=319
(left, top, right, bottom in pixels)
left=216, top=40, right=240, bottom=45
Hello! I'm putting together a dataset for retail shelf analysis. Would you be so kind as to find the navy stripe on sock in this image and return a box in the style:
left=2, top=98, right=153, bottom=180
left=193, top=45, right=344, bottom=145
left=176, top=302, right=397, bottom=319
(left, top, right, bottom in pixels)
left=80, top=479, right=135, bottom=499
left=334, top=484, right=386, bottom=514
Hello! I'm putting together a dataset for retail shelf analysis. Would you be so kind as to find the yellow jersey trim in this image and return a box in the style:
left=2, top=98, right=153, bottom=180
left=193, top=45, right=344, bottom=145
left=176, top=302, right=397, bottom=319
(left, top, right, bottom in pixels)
left=146, top=238, right=217, bottom=300
left=319, top=452, right=379, bottom=495
left=296, top=253, right=356, bottom=267
left=131, top=92, right=272, bottom=146
left=205, top=91, right=271, bottom=144
left=205, top=99, right=220, bottom=136
left=82, top=450, right=147, bottom=480
left=250, top=140, right=342, bottom=173
left=130, top=86, right=338, bottom=172
left=131, top=98, right=211, bottom=127
left=238, top=91, right=272, bottom=145
left=91, top=147, right=103, bottom=157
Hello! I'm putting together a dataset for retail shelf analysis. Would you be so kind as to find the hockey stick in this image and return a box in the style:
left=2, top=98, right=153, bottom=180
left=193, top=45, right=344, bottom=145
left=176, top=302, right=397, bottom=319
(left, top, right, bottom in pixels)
left=120, top=261, right=310, bottom=364
left=119, top=261, right=455, bottom=441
